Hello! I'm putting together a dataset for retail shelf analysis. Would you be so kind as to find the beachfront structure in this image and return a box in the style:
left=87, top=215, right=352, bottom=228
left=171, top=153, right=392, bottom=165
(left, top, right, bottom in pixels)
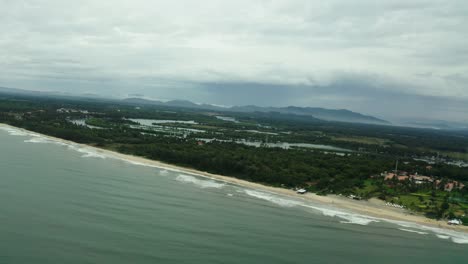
left=296, top=189, right=307, bottom=194
left=448, top=219, right=462, bottom=225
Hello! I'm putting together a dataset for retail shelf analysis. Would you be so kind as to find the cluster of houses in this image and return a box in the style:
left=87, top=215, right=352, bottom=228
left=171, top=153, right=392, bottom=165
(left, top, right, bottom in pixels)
left=382, top=171, right=465, bottom=192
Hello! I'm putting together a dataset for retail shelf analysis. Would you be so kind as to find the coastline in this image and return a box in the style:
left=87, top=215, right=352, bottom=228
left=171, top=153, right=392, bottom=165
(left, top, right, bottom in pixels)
left=1, top=123, right=467, bottom=234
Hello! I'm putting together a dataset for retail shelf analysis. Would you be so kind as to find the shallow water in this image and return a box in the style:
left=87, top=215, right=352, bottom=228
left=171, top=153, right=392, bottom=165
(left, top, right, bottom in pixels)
left=1, top=125, right=467, bottom=263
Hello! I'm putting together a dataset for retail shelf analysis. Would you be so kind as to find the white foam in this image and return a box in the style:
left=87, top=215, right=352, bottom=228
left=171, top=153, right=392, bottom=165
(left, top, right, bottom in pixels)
left=24, top=137, right=49, bottom=143
left=451, top=237, right=468, bottom=244
left=123, top=159, right=196, bottom=177
left=305, top=205, right=379, bottom=225
left=436, top=234, right=450, bottom=240
left=3, top=124, right=468, bottom=244
left=385, top=219, right=468, bottom=244
left=124, top=160, right=159, bottom=167
left=398, top=228, right=429, bottom=235
left=244, top=190, right=304, bottom=207
left=0, top=126, right=35, bottom=137
left=338, top=215, right=379, bottom=226
left=20, top=132, right=106, bottom=159
left=24, top=137, right=68, bottom=147
left=69, top=146, right=106, bottom=159
left=176, top=174, right=226, bottom=189
left=437, top=231, right=468, bottom=244
left=79, top=151, right=106, bottom=159
left=1, top=125, right=215, bottom=173
left=243, top=190, right=379, bottom=225
left=122, top=161, right=189, bottom=177
left=9, top=130, right=30, bottom=136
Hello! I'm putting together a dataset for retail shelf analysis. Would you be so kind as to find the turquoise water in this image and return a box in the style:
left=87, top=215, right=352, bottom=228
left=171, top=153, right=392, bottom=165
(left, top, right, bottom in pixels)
left=1, top=126, right=467, bottom=263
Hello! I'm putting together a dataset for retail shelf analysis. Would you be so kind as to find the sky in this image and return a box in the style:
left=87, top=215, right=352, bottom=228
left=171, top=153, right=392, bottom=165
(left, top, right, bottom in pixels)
left=1, top=0, right=467, bottom=122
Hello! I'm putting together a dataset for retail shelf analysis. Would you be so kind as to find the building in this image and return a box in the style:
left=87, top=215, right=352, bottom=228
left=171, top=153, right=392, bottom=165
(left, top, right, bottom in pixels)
left=410, top=175, right=433, bottom=184
left=296, top=189, right=307, bottom=194
left=435, top=180, right=465, bottom=192
left=448, top=219, right=462, bottom=225
left=382, top=172, right=465, bottom=191
left=444, top=181, right=465, bottom=192
left=384, top=173, right=409, bottom=181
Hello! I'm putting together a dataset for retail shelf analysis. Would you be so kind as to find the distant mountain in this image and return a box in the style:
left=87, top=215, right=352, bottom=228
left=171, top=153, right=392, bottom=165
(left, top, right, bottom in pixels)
left=0, top=86, right=57, bottom=96
left=230, top=105, right=389, bottom=125
left=0, top=86, right=109, bottom=100
left=122, top=98, right=165, bottom=106
left=122, top=98, right=222, bottom=110
left=123, top=97, right=390, bottom=125
left=399, top=118, right=468, bottom=130
left=0, top=87, right=390, bottom=125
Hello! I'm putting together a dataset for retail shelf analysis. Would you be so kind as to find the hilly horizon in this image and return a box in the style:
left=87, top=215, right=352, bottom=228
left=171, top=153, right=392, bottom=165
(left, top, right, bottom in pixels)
left=4, top=85, right=468, bottom=130
left=121, top=97, right=390, bottom=125
left=0, top=86, right=389, bottom=125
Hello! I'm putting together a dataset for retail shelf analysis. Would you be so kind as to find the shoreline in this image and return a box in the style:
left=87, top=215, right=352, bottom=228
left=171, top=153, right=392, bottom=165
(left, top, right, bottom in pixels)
left=1, top=123, right=468, bottom=234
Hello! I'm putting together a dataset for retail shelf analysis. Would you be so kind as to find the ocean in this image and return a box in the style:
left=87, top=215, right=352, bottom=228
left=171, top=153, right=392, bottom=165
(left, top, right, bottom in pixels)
left=1, top=125, right=467, bottom=263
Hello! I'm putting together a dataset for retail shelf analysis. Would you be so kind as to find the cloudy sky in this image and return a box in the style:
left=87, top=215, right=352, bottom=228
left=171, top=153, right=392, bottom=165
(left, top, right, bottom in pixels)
left=1, top=0, right=467, bottom=122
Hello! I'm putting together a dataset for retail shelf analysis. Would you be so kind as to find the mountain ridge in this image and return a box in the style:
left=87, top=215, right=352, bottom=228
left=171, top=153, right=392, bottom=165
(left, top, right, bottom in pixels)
left=0, top=86, right=389, bottom=125
left=122, top=97, right=390, bottom=125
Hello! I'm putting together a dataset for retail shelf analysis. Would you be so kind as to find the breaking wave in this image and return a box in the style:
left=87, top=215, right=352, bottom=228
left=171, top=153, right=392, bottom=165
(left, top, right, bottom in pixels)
left=243, top=190, right=379, bottom=225
left=23, top=135, right=106, bottom=159
left=398, top=228, right=429, bottom=235
left=24, top=137, right=68, bottom=147
left=304, top=205, right=379, bottom=226
left=176, top=174, right=226, bottom=189
left=244, top=190, right=304, bottom=207
left=3, top=124, right=468, bottom=244
left=0, top=126, right=107, bottom=159
left=123, top=160, right=161, bottom=168
left=388, top=220, right=468, bottom=244
left=72, top=146, right=107, bottom=159
left=0, top=125, right=38, bottom=137
left=436, top=234, right=450, bottom=240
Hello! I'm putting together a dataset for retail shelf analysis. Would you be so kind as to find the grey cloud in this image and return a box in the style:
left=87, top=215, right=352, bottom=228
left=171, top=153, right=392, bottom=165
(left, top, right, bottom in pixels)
left=0, top=0, right=467, bottom=122
left=195, top=78, right=468, bottom=123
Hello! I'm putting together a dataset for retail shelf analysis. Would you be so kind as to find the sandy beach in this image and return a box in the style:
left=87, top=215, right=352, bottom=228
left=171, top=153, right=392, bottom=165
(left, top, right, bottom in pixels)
left=1, top=123, right=468, bottom=234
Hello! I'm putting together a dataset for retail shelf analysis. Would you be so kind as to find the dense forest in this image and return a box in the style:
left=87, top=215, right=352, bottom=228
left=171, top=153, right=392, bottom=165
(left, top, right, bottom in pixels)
left=1, top=92, right=468, bottom=222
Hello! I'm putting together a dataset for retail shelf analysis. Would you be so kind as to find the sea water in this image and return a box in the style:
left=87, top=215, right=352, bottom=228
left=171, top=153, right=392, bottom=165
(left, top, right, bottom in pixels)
left=0, top=125, right=467, bottom=264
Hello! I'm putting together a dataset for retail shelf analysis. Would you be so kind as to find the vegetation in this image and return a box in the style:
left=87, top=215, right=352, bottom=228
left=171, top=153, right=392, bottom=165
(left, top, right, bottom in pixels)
left=1, top=92, right=468, bottom=222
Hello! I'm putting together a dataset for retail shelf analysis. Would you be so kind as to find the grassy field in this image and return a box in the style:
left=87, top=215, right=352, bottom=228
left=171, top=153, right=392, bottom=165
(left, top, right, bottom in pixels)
left=441, top=151, right=468, bottom=161
left=354, top=180, right=468, bottom=219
